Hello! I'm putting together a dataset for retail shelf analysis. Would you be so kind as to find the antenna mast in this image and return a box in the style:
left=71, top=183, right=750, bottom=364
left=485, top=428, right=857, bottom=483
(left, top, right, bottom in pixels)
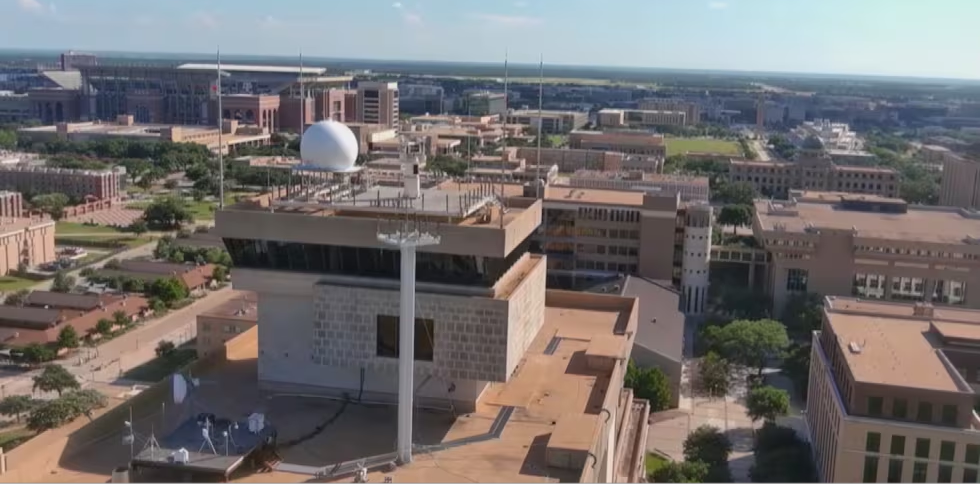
left=535, top=53, right=544, bottom=199
left=217, top=46, right=224, bottom=209
left=299, top=51, right=305, bottom=133
left=500, top=49, right=509, bottom=229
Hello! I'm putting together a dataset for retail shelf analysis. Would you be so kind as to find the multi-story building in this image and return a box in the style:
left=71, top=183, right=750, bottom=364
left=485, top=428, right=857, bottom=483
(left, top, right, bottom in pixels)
left=940, top=154, right=980, bottom=209
left=0, top=192, right=24, bottom=218
left=514, top=146, right=662, bottom=173
left=563, top=171, right=710, bottom=203
left=196, top=291, right=257, bottom=358
left=597, top=108, right=687, bottom=129
left=356, top=81, right=399, bottom=128
left=0, top=92, right=32, bottom=123
left=0, top=164, right=119, bottom=201
left=791, top=118, right=866, bottom=152
left=637, top=99, right=701, bottom=125
left=459, top=91, right=507, bottom=116
left=569, top=130, right=667, bottom=157
left=0, top=216, right=55, bottom=275
left=752, top=193, right=980, bottom=313
left=807, top=296, right=980, bottom=483
left=59, top=51, right=98, bottom=71
left=506, top=110, right=588, bottom=134
left=729, top=155, right=900, bottom=199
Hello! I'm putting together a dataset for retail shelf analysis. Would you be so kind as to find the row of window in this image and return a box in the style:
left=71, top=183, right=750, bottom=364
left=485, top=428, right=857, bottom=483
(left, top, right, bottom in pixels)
left=766, top=238, right=815, bottom=248
left=576, top=244, right=639, bottom=257
left=576, top=207, right=641, bottom=223
left=856, top=245, right=980, bottom=260
left=863, top=433, right=980, bottom=483
left=575, top=227, right=641, bottom=240
left=853, top=274, right=967, bottom=305
left=574, top=260, right=637, bottom=273
left=867, top=396, right=959, bottom=425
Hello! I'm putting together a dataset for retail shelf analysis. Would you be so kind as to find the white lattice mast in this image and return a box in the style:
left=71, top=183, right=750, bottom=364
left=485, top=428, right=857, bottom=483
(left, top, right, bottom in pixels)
left=377, top=164, right=440, bottom=465
left=217, top=46, right=225, bottom=209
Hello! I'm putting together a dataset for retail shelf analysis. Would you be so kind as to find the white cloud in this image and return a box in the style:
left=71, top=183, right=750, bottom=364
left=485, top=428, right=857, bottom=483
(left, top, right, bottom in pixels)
left=708, top=1, right=728, bottom=9
left=472, top=13, right=541, bottom=26
left=392, top=2, right=403, bottom=8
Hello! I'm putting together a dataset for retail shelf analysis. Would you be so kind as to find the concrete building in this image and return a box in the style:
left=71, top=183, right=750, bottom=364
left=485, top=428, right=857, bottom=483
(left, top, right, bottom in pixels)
left=940, top=154, right=980, bottom=209
left=807, top=296, right=980, bottom=483
left=214, top=122, right=650, bottom=481
left=0, top=192, right=24, bottom=219
left=0, top=217, right=55, bottom=275
left=637, top=99, right=701, bottom=125
left=569, top=130, right=667, bottom=158
left=597, top=108, right=687, bottom=129
left=514, top=146, right=663, bottom=173
left=356, top=81, right=399, bottom=128
left=791, top=118, right=866, bottom=152
left=0, top=92, right=32, bottom=123
left=0, top=165, right=119, bottom=201
left=563, top=171, right=710, bottom=203
left=752, top=193, right=980, bottom=313
left=729, top=156, right=900, bottom=199
left=196, top=291, right=257, bottom=357
left=506, top=110, right=588, bottom=134
left=459, top=91, right=507, bottom=116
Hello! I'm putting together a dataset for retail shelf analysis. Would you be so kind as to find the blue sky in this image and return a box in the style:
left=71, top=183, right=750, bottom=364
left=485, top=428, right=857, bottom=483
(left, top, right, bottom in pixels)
left=2, top=0, right=978, bottom=79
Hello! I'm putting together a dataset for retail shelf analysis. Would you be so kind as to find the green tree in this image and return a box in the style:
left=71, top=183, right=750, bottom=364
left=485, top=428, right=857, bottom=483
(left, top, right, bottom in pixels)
left=426, top=155, right=468, bottom=177
left=51, top=271, right=76, bottom=293
left=713, top=181, right=757, bottom=205
left=128, top=219, right=149, bottom=237
left=781, top=343, right=811, bottom=401
left=703, top=319, right=789, bottom=377
left=61, top=389, right=108, bottom=419
left=624, top=360, right=672, bottom=412
left=745, top=386, right=790, bottom=424
left=781, top=292, right=824, bottom=341
left=112, top=310, right=130, bottom=328
left=710, top=287, right=771, bottom=320
left=32, top=365, right=80, bottom=396
left=142, top=196, right=193, bottom=229
left=698, top=351, right=731, bottom=398
left=683, top=425, right=733, bottom=469
left=0, top=395, right=36, bottom=423
left=26, top=398, right=75, bottom=431
left=0, top=129, right=16, bottom=150
left=56, top=325, right=80, bottom=350
left=20, top=343, right=56, bottom=364
left=149, top=277, right=189, bottom=305
left=652, top=460, right=709, bottom=483
left=163, top=179, right=179, bottom=190
left=750, top=423, right=816, bottom=482
left=4, top=288, right=31, bottom=306
left=95, top=318, right=113, bottom=335
left=30, top=193, right=69, bottom=220
left=212, top=265, right=228, bottom=282
left=716, top=204, right=753, bottom=235
left=155, top=340, right=176, bottom=359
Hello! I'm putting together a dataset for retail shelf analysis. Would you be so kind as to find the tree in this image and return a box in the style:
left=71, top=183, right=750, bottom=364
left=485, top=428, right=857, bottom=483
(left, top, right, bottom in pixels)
left=426, top=155, right=468, bottom=177
left=0, top=129, right=16, bottom=150
left=61, top=389, right=108, bottom=419
left=0, top=395, right=36, bottom=423
left=51, top=271, right=76, bottom=293
left=31, top=193, right=69, bottom=220
left=112, top=309, right=130, bottom=327
left=683, top=425, right=733, bottom=469
left=702, top=319, right=789, bottom=377
left=32, top=365, right=80, bottom=396
left=128, top=219, right=149, bottom=237
left=155, top=340, right=176, bottom=359
left=746, top=386, right=790, bottom=424
left=710, top=286, right=770, bottom=320
left=624, top=360, right=672, bottom=412
left=26, top=398, right=75, bottom=431
left=149, top=297, right=167, bottom=313
left=163, top=179, right=179, bottom=190
left=781, top=343, right=811, bottom=401
left=20, top=343, right=56, bottom=364
left=142, top=196, right=193, bottom=229
left=713, top=181, right=757, bottom=205
left=95, top=318, right=113, bottom=335
left=698, top=352, right=731, bottom=398
left=750, top=423, right=816, bottom=482
left=212, top=265, right=228, bottom=282
left=781, top=292, right=823, bottom=341
left=149, top=277, right=189, bottom=305
left=103, top=258, right=122, bottom=270
left=4, top=288, right=30, bottom=306
left=716, top=204, right=753, bottom=235
left=56, top=325, right=80, bottom=350
left=652, top=460, right=709, bottom=483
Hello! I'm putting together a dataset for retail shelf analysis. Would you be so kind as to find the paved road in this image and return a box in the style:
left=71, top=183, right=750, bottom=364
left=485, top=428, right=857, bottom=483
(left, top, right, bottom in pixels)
left=0, top=287, right=238, bottom=399
left=750, top=139, right=772, bottom=161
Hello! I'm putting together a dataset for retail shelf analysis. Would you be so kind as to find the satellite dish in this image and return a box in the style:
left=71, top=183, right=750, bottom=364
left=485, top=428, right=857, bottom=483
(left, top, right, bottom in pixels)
left=172, top=373, right=187, bottom=404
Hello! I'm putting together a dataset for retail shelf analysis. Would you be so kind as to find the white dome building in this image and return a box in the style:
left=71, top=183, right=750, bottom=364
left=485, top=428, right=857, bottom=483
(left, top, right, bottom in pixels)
left=299, top=120, right=360, bottom=172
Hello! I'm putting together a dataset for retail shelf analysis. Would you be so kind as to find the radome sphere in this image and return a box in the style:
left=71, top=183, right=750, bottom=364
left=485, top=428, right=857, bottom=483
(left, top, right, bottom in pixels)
left=299, top=120, right=359, bottom=172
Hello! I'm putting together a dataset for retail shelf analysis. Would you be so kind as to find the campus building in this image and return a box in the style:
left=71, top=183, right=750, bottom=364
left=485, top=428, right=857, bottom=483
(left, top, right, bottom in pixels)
left=597, top=108, right=688, bottom=129
left=807, top=296, right=980, bottom=483
left=568, top=130, right=667, bottom=158
left=0, top=217, right=55, bottom=275
left=506, top=110, right=588, bottom=134
left=729, top=156, right=900, bottom=199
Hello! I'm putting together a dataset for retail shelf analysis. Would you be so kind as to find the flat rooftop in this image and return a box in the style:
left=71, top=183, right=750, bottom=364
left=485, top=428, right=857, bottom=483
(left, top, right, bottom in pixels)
left=177, top=63, right=328, bottom=75
left=788, top=190, right=905, bottom=204
left=754, top=199, right=980, bottom=244
left=823, top=297, right=978, bottom=393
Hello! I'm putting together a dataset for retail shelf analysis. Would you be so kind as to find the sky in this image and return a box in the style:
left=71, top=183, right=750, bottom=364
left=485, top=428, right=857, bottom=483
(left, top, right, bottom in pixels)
left=2, top=0, right=979, bottom=79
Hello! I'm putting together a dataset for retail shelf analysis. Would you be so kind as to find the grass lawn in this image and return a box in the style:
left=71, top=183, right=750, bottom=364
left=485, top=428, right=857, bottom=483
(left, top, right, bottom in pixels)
left=0, top=427, right=35, bottom=451
left=126, top=191, right=253, bottom=221
left=123, top=348, right=197, bottom=382
left=0, top=276, right=38, bottom=292
left=55, top=234, right=153, bottom=249
left=645, top=452, right=669, bottom=477
left=666, top=137, right=743, bottom=157
left=55, top=222, right=126, bottom=235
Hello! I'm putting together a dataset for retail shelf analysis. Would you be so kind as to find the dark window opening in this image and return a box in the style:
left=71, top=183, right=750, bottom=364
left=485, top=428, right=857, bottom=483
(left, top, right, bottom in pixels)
left=868, top=396, right=884, bottom=416
left=376, top=315, right=435, bottom=362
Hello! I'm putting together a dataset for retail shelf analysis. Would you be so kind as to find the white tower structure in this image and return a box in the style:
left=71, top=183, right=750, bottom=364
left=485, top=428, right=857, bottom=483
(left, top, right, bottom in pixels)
left=681, top=204, right=712, bottom=315
left=377, top=144, right=441, bottom=465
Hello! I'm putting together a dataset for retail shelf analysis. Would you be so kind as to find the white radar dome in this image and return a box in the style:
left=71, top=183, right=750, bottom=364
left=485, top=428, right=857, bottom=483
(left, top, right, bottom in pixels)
left=299, top=120, right=359, bottom=172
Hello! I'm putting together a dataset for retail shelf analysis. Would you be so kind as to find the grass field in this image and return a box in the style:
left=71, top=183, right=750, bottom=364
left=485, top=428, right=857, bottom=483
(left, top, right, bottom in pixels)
left=123, top=348, right=197, bottom=382
left=126, top=192, right=251, bottom=221
left=0, top=276, right=37, bottom=292
left=0, top=427, right=34, bottom=451
left=666, top=137, right=743, bottom=157
left=55, top=222, right=126, bottom=235
left=645, top=452, right=669, bottom=478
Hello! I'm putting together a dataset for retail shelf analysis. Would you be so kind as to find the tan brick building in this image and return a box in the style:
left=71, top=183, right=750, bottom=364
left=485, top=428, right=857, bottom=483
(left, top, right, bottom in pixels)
left=597, top=108, right=687, bottom=129
left=729, top=156, right=900, bottom=198
left=196, top=291, right=257, bottom=357
left=569, top=130, right=667, bottom=157
left=0, top=217, right=55, bottom=275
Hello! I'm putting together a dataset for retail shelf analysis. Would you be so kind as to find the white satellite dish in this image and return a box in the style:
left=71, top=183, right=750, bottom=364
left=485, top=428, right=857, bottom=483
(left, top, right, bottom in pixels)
left=172, top=373, right=187, bottom=404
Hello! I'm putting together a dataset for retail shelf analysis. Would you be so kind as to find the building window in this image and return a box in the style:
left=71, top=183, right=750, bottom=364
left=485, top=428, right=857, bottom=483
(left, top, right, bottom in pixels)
left=863, top=456, right=879, bottom=483
left=940, top=441, right=956, bottom=462
left=887, top=459, right=903, bottom=483
left=890, top=435, right=906, bottom=455
left=915, top=438, right=931, bottom=459
left=917, top=402, right=933, bottom=423
left=912, top=462, right=928, bottom=483
left=201, top=322, right=211, bottom=332
left=786, top=268, right=809, bottom=292
left=375, top=315, right=435, bottom=362
left=866, top=432, right=882, bottom=452
left=965, top=444, right=980, bottom=464
left=868, top=396, right=884, bottom=416
left=964, top=468, right=978, bottom=483
left=893, top=398, right=908, bottom=419
left=937, top=465, right=953, bottom=483
left=941, top=404, right=958, bottom=425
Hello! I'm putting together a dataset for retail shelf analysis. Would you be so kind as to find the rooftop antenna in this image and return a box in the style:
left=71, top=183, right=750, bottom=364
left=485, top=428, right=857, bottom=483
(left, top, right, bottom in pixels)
left=217, top=46, right=225, bottom=210
left=377, top=213, right=441, bottom=465
left=500, top=48, right=509, bottom=229
left=535, top=53, right=544, bottom=199
left=299, top=51, right=305, bottom=134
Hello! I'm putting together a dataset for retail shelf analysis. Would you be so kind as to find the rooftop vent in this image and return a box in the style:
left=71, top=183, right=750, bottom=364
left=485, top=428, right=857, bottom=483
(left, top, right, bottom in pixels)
left=848, top=341, right=863, bottom=354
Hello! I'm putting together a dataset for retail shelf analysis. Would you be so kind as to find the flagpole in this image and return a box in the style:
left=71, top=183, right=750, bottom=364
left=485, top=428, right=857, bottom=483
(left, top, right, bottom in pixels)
left=217, top=46, right=224, bottom=210
left=500, top=49, right=509, bottom=230
left=299, top=51, right=305, bottom=133
left=536, top=53, right=544, bottom=199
